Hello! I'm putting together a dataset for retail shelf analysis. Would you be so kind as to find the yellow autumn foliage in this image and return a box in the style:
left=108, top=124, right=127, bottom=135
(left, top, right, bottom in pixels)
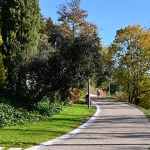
left=111, top=24, right=150, bottom=107
left=0, top=35, right=2, bottom=45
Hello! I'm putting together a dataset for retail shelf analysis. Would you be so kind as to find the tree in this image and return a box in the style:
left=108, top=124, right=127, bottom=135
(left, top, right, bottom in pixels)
left=0, top=53, right=6, bottom=86
left=0, top=1, right=5, bottom=86
left=1, top=0, right=40, bottom=92
left=0, top=35, right=6, bottom=86
left=0, top=0, right=2, bottom=29
left=110, top=24, right=150, bottom=105
left=40, top=16, right=54, bottom=37
left=27, top=0, right=102, bottom=102
left=93, top=46, right=115, bottom=89
left=50, top=0, right=102, bottom=100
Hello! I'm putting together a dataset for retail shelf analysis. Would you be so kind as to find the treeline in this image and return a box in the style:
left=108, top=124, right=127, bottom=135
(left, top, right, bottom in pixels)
left=98, top=25, right=150, bottom=109
left=0, top=0, right=150, bottom=111
left=0, top=0, right=103, bottom=109
left=108, top=25, right=150, bottom=109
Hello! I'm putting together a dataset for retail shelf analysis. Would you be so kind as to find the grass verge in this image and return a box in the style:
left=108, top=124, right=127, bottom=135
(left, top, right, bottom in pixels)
left=0, top=101, right=96, bottom=149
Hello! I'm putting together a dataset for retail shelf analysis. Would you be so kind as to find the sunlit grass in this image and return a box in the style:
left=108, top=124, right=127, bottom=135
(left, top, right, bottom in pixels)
left=0, top=101, right=96, bottom=149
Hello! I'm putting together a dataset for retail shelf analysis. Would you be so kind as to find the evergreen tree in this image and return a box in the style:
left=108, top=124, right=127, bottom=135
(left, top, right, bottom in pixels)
left=0, top=35, right=6, bottom=86
left=1, top=0, right=40, bottom=92
left=0, top=0, right=2, bottom=29
left=0, top=53, right=6, bottom=85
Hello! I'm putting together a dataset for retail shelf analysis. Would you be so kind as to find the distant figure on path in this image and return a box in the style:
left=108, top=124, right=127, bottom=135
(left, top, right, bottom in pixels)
left=97, top=89, right=100, bottom=97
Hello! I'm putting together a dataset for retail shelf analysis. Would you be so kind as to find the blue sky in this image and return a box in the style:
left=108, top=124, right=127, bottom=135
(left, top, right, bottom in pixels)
left=39, top=0, right=150, bottom=46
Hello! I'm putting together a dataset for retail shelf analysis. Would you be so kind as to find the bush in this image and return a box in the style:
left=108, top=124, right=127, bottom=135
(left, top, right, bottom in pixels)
left=0, top=92, right=66, bottom=128
left=116, top=92, right=128, bottom=101
left=0, top=103, right=44, bottom=128
left=139, top=92, right=150, bottom=109
left=32, top=96, right=65, bottom=116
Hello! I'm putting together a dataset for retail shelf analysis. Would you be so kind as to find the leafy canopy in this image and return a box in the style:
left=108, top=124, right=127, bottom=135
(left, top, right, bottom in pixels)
left=110, top=24, right=150, bottom=105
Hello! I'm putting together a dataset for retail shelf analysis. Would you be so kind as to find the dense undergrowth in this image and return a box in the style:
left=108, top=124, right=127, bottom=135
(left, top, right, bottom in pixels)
left=0, top=91, right=66, bottom=128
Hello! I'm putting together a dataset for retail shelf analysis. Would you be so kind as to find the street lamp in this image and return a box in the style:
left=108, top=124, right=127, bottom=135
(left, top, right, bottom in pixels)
left=88, top=79, right=90, bottom=109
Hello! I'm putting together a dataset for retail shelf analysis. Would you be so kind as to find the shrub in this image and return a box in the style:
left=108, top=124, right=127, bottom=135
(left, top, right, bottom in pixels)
left=116, top=92, right=128, bottom=101
left=32, top=96, right=65, bottom=116
left=0, top=103, right=44, bottom=128
left=139, top=92, right=150, bottom=109
left=70, top=88, right=79, bottom=103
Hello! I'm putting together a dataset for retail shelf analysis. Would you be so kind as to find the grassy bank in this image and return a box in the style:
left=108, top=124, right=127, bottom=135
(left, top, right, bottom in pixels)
left=0, top=101, right=96, bottom=149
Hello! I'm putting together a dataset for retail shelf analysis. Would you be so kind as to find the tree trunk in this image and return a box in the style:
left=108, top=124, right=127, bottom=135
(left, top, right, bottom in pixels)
left=127, top=82, right=131, bottom=103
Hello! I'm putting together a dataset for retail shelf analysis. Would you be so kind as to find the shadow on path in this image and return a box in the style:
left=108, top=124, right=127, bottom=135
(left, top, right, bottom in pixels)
left=40, top=98, right=150, bottom=150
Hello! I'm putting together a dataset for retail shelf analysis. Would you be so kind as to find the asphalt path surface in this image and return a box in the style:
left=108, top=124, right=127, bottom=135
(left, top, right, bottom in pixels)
left=41, top=97, right=150, bottom=150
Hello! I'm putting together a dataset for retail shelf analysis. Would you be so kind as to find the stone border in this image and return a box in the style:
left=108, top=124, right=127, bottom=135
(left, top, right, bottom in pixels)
left=25, top=100, right=101, bottom=150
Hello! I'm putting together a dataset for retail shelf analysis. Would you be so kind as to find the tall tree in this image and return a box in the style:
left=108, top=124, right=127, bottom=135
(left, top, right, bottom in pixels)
left=93, top=46, right=115, bottom=88
left=40, top=16, right=54, bottom=37
left=0, top=0, right=2, bottom=29
left=26, top=0, right=102, bottom=102
left=110, top=24, right=150, bottom=105
left=49, top=0, right=102, bottom=100
left=1, top=0, right=40, bottom=92
left=0, top=53, right=6, bottom=86
left=0, top=35, right=6, bottom=86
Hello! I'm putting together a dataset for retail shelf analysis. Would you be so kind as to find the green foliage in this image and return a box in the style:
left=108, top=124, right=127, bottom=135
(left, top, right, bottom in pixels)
left=0, top=103, right=43, bottom=128
left=0, top=102, right=96, bottom=148
left=110, top=24, right=150, bottom=106
left=93, top=46, right=115, bottom=88
left=32, top=97, right=65, bottom=116
left=0, top=35, right=2, bottom=45
left=1, top=0, right=40, bottom=93
left=139, top=91, right=150, bottom=109
left=49, top=0, right=102, bottom=99
left=0, top=36, right=6, bottom=85
left=1, top=0, right=40, bottom=60
left=0, top=53, right=6, bottom=85
left=37, top=38, right=51, bottom=60
left=0, top=89, right=26, bottom=108
left=40, top=16, right=55, bottom=38
left=26, top=58, right=51, bottom=104
left=25, top=0, right=102, bottom=103
left=0, top=0, right=102, bottom=108
left=0, top=91, right=65, bottom=128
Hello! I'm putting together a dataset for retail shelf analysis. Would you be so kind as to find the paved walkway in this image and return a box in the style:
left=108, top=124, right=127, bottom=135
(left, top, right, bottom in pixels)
left=41, top=97, right=150, bottom=150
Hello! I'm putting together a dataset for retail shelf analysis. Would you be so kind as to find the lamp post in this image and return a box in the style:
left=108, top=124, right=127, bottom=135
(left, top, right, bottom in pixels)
left=88, top=78, right=90, bottom=109
left=108, top=82, right=110, bottom=96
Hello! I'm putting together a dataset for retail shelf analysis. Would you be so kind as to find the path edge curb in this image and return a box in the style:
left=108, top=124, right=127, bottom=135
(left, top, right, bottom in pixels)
left=25, top=100, right=102, bottom=150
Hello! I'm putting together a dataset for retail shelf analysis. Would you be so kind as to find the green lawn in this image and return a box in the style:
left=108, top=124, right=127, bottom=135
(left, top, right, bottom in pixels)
left=0, top=102, right=96, bottom=149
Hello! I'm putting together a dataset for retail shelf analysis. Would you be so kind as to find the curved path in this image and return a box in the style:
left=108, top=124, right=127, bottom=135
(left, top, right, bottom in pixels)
left=41, top=97, right=150, bottom=150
